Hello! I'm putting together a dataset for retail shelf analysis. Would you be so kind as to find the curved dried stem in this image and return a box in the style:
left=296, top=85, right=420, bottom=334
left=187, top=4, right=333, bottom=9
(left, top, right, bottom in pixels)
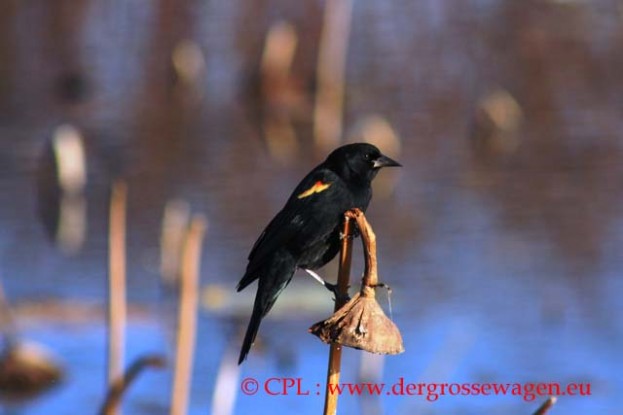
left=311, top=209, right=404, bottom=363
left=345, top=209, right=378, bottom=291
left=99, top=355, right=166, bottom=415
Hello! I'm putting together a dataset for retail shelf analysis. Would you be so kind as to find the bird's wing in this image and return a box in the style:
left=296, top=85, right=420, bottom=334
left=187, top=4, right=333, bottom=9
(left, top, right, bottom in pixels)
left=238, top=169, right=348, bottom=289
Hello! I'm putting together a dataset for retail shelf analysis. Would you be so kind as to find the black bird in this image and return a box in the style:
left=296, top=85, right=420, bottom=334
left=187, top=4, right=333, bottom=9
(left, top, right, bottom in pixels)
left=237, top=143, right=401, bottom=363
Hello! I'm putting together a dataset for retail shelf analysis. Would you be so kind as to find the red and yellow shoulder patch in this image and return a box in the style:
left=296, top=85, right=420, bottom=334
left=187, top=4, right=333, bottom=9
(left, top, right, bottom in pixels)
left=297, top=181, right=332, bottom=199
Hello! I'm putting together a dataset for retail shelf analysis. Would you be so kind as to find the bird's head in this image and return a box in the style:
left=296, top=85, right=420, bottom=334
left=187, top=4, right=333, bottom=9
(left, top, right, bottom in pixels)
left=326, top=143, right=401, bottom=183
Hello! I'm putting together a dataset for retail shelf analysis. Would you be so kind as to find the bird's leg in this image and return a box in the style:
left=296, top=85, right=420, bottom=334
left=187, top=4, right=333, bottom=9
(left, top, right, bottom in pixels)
left=304, top=269, right=336, bottom=292
left=303, top=269, right=349, bottom=302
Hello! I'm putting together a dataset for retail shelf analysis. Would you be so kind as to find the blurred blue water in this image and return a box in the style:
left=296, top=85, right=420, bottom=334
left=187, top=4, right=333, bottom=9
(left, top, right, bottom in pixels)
left=1, top=0, right=622, bottom=414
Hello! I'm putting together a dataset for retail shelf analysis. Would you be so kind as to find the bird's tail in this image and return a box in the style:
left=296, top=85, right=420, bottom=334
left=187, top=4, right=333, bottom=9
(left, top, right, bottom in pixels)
left=238, top=255, right=296, bottom=364
left=238, top=299, right=263, bottom=365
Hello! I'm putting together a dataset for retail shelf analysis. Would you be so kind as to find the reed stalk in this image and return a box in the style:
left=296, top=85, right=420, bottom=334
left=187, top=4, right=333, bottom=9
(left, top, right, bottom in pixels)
left=322, top=214, right=353, bottom=415
left=170, top=215, right=207, bottom=415
left=107, top=181, right=127, bottom=415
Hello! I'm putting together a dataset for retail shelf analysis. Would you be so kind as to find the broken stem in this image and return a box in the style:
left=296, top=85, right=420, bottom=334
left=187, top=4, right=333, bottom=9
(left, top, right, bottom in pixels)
left=99, top=355, right=166, bottom=415
left=532, top=396, right=557, bottom=415
left=322, top=213, right=353, bottom=415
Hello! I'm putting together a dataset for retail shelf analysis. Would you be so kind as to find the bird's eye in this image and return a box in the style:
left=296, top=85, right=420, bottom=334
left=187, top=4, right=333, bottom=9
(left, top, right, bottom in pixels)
left=364, top=153, right=372, bottom=160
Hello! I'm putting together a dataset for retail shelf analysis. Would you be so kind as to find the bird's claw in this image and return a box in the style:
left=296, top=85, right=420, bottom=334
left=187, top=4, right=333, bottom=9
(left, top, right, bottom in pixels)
left=325, top=282, right=350, bottom=303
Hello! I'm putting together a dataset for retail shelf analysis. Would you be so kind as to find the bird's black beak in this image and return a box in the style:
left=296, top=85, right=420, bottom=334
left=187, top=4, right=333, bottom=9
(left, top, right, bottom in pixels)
left=373, top=154, right=402, bottom=169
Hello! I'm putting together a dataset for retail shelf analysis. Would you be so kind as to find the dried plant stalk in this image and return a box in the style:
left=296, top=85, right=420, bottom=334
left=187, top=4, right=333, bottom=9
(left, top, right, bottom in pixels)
left=107, top=181, right=127, bottom=415
left=170, top=215, right=207, bottom=415
left=532, top=396, right=557, bottom=415
left=310, top=209, right=404, bottom=355
left=313, top=0, right=354, bottom=152
left=322, top=214, right=354, bottom=415
left=346, top=210, right=377, bottom=287
left=99, top=355, right=165, bottom=415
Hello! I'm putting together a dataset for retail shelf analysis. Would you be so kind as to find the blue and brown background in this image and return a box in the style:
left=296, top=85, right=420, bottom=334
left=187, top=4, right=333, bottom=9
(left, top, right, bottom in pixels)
left=0, top=0, right=621, bottom=414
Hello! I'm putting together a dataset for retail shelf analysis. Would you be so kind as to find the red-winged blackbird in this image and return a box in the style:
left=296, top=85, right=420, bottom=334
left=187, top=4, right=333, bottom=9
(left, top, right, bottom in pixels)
left=237, top=143, right=401, bottom=363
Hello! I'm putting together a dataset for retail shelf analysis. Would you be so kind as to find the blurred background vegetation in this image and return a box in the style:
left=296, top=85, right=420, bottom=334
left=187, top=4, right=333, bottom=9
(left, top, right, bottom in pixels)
left=0, top=0, right=621, bottom=414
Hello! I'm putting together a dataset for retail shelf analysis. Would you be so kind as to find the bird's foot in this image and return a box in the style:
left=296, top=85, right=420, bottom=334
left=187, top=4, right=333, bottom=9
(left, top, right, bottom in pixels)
left=323, top=281, right=351, bottom=304
left=339, top=230, right=358, bottom=240
left=304, top=269, right=350, bottom=303
left=340, top=222, right=361, bottom=240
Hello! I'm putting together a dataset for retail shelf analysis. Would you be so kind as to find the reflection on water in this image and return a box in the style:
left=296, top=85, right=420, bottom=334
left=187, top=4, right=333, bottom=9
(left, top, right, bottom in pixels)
left=0, top=0, right=622, bottom=414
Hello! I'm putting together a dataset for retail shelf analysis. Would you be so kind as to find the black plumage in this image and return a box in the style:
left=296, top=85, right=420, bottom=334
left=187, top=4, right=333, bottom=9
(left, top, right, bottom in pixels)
left=237, top=143, right=400, bottom=364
